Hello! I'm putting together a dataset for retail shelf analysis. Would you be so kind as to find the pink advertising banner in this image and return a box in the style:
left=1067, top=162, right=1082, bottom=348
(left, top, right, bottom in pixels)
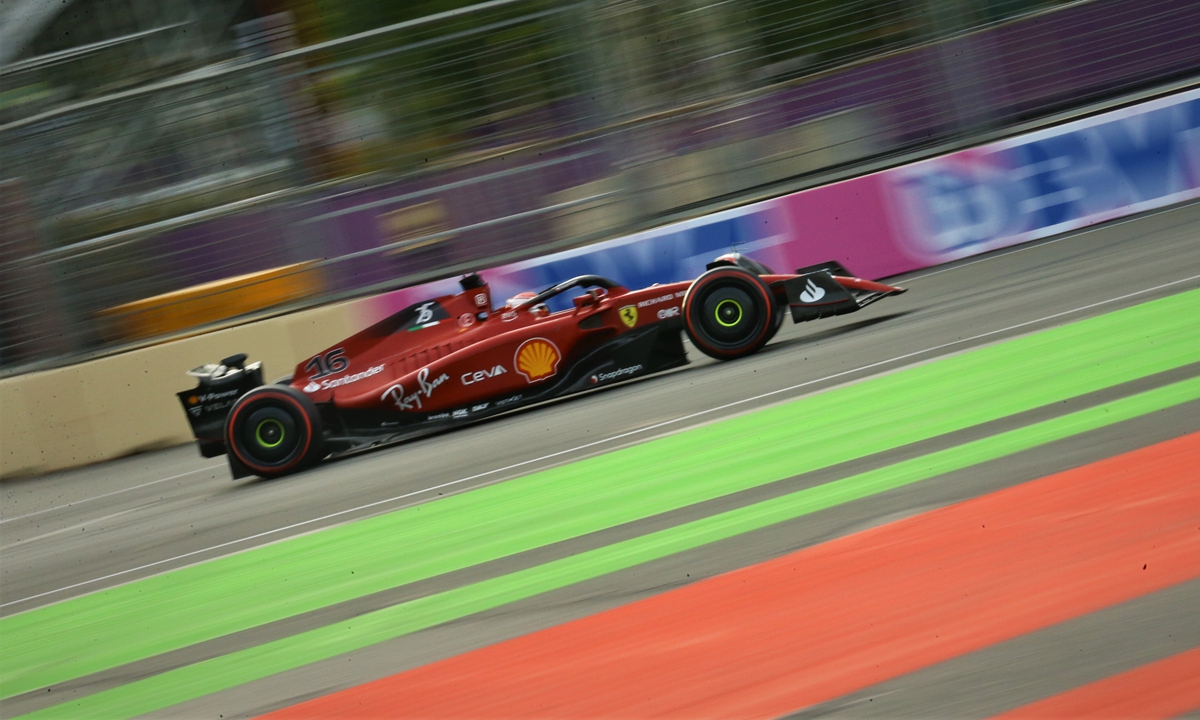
left=772, top=173, right=923, bottom=280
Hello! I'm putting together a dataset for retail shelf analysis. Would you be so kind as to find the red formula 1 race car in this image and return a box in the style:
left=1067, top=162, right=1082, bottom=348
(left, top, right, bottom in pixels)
left=178, top=255, right=905, bottom=478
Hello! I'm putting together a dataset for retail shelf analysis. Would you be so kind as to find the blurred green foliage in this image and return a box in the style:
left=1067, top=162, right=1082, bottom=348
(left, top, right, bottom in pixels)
left=304, top=0, right=580, bottom=173
left=745, top=0, right=918, bottom=76
left=314, top=0, right=495, bottom=38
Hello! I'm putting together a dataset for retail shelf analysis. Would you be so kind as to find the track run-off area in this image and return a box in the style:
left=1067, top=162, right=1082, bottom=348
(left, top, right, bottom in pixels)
left=3, top=200, right=1200, bottom=718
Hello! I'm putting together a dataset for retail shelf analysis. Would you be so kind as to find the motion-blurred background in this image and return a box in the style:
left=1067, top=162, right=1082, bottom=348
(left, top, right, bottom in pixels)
left=2, top=0, right=1197, bottom=372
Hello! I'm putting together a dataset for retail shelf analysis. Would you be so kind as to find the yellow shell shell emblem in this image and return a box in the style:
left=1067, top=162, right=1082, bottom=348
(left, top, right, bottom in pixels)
left=619, top=305, right=638, bottom=328
left=515, top=338, right=561, bottom=383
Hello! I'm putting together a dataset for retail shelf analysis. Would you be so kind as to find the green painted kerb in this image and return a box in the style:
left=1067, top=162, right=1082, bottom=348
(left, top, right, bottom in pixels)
left=4, top=287, right=1200, bottom=703
left=23, top=375, right=1200, bottom=720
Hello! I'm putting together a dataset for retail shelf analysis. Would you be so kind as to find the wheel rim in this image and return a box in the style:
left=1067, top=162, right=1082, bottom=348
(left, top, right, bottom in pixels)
left=239, top=406, right=301, bottom=465
left=698, top=284, right=759, bottom=346
left=255, top=419, right=285, bottom=448
left=714, top=299, right=743, bottom=327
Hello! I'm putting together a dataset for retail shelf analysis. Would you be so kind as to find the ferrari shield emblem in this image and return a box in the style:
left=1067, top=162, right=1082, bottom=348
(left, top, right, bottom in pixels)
left=619, top=305, right=638, bottom=328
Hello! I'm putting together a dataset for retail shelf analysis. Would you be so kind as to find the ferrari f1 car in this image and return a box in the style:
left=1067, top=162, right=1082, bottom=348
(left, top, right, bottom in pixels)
left=178, top=255, right=906, bottom=478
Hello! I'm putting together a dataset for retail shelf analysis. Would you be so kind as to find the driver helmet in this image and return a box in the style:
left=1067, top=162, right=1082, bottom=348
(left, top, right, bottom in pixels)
left=505, top=291, right=537, bottom=309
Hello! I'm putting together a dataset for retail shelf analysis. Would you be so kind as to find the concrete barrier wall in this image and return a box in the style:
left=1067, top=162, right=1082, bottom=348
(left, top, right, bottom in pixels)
left=0, top=303, right=364, bottom=479
left=4, top=85, right=1198, bottom=479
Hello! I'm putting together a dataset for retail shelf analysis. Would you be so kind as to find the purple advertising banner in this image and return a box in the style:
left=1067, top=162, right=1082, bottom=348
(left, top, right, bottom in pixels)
left=362, top=201, right=794, bottom=320
left=360, top=86, right=1200, bottom=326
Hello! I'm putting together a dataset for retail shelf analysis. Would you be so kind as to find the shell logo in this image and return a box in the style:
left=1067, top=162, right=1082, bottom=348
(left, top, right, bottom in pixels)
left=514, top=338, right=561, bottom=383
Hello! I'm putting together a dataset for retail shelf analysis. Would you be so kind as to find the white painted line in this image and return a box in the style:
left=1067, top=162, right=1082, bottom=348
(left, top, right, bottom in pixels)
left=0, top=465, right=224, bottom=525
left=4, top=273, right=1198, bottom=612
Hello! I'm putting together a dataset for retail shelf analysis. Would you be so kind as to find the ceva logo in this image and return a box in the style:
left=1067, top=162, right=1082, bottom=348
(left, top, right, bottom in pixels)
left=462, top=365, right=507, bottom=385
left=515, top=338, right=560, bottom=383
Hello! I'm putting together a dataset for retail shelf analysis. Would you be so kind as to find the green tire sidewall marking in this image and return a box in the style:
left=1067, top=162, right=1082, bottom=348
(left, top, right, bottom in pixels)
left=5, top=287, right=1200, bottom=702
left=715, top=298, right=743, bottom=327
left=21, top=375, right=1200, bottom=720
left=255, top=419, right=285, bottom=449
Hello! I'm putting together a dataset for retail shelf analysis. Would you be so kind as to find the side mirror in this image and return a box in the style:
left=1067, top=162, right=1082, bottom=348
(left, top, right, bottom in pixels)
left=573, top=287, right=606, bottom=311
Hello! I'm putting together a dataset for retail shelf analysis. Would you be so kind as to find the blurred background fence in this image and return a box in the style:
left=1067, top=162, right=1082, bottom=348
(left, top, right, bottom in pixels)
left=2, top=0, right=1199, bottom=373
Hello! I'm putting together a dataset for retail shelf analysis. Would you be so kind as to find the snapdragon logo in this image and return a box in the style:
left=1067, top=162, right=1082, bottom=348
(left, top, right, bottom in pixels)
left=304, top=364, right=384, bottom=392
left=591, top=365, right=643, bottom=384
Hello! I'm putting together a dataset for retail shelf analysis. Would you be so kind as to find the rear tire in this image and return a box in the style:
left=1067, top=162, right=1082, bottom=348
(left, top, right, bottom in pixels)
left=224, top=386, right=324, bottom=478
left=683, top=267, right=776, bottom=360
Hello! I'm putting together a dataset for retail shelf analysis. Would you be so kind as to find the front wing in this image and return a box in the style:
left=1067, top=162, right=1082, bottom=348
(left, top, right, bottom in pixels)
left=778, top=269, right=906, bottom=323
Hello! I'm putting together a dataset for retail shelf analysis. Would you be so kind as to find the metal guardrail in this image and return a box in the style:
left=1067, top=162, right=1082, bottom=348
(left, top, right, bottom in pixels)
left=2, top=0, right=1198, bottom=373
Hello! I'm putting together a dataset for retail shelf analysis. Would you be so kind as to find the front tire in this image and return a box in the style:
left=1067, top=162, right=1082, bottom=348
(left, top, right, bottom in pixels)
left=683, top=267, right=776, bottom=360
left=764, top=303, right=787, bottom=344
left=224, top=386, right=324, bottom=478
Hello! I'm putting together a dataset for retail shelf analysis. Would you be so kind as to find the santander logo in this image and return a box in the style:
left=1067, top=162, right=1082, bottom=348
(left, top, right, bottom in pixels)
left=799, top=278, right=826, bottom=303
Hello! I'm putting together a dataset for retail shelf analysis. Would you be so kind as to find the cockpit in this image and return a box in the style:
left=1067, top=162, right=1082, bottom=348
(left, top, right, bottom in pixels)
left=506, top=275, right=625, bottom=316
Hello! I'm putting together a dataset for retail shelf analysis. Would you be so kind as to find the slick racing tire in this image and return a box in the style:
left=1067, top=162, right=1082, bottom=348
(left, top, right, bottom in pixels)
left=764, top=303, right=787, bottom=344
left=726, top=255, right=786, bottom=344
left=683, top=267, right=776, bottom=360
left=224, top=386, right=324, bottom=478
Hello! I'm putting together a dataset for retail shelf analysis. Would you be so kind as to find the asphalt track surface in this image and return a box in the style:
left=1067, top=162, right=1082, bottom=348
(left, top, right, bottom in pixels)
left=3, top=198, right=1200, bottom=718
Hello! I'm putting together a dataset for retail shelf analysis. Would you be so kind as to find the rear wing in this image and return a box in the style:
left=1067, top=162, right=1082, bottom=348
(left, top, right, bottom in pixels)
left=176, top=354, right=263, bottom=457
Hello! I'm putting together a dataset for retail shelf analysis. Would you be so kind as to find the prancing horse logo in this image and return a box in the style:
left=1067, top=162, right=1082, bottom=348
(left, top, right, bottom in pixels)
left=619, top=305, right=638, bottom=328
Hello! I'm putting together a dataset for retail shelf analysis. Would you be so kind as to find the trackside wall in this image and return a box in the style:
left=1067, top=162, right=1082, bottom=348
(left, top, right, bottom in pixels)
left=3, top=86, right=1199, bottom=479
left=0, top=305, right=361, bottom=479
